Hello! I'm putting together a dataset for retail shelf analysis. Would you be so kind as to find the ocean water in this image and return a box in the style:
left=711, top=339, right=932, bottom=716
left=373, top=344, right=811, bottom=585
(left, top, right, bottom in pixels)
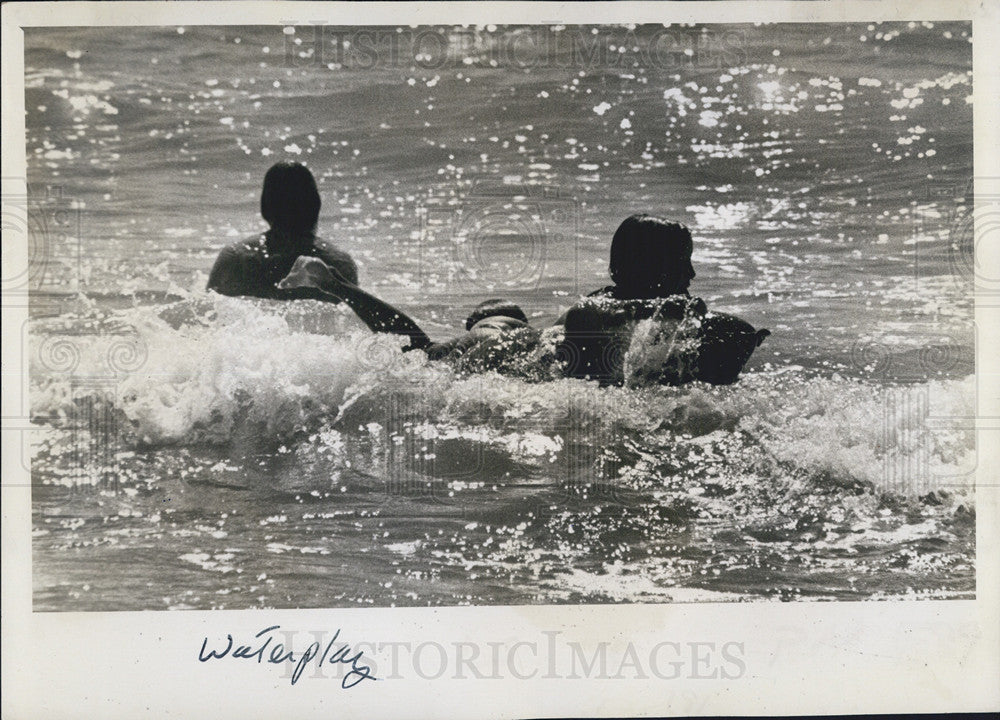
left=24, top=23, right=976, bottom=610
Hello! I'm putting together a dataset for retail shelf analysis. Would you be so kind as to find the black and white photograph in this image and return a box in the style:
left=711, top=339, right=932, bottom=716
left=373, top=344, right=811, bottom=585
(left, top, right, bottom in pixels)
left=3, top=1, right=998, bottom=717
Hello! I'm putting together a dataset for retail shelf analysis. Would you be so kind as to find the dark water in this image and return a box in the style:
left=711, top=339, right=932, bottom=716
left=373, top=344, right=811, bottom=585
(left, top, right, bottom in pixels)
left=26, top=23, right=975, bottom=610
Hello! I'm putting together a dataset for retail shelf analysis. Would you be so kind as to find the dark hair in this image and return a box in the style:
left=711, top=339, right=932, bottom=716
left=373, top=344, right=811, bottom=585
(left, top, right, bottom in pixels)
left=260, top=161, right=321, bottom=235
left=609, top=214, right=693, bottom=289
left=465, top=298, right=529, bottom=331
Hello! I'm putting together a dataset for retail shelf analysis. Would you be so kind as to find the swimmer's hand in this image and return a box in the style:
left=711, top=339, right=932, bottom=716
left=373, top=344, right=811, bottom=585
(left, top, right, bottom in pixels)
left=277, top=256, right=350, bottom=301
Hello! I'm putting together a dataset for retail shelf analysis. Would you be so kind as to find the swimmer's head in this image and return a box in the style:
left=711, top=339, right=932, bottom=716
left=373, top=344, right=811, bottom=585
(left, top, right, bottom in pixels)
left=609, top=214, right=695, bottom=298
left=260, top=161, right=321, bottom=236
left=465, top=298, right=529, bottom=331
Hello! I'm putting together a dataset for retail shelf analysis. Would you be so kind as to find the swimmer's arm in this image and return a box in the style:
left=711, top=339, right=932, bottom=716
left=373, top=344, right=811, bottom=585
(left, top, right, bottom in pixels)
left=278, top=257, right=431, bottom=350
left=325, top=283, right=432, bottom=350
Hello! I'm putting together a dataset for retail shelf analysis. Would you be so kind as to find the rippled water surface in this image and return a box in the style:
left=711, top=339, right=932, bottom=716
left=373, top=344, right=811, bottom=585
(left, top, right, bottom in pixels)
left=25, top=23, right=975, bottom=610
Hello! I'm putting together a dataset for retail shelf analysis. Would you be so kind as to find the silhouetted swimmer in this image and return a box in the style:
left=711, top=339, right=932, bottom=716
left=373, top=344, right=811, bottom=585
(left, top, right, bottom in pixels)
left=557, top=214, right=768, bottom=385
left=207, top=161, right=358, bottom=299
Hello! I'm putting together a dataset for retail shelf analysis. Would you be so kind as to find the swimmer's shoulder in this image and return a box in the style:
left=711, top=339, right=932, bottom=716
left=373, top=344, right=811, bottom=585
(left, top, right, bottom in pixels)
left=561, top=290, right=704, bottom=332
left=221, top=235, right=267, bottom=257
left=207, top=236, right=269, bottom=296
left=562, top=293, right=635, bottom=332
left=312, top=238, right=359, bottom=285
left=562, top=286, right=648, bottom=326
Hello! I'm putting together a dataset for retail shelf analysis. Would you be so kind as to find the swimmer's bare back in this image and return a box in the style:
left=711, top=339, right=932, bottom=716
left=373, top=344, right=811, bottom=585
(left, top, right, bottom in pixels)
left=559, top=293, right=768, bottom=386
left=558, top=294, right=705, bottom=384
left=208, top=235, right=357, bottom=300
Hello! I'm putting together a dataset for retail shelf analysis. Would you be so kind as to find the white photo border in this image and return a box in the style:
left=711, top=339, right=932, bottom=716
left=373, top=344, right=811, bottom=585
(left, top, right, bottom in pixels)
left=3, top=1, right=998, bottom=717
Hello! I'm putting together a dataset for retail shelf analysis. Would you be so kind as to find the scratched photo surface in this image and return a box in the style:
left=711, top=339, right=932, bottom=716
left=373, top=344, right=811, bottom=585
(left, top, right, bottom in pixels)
left=27, top=24, right=975, bottom=611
